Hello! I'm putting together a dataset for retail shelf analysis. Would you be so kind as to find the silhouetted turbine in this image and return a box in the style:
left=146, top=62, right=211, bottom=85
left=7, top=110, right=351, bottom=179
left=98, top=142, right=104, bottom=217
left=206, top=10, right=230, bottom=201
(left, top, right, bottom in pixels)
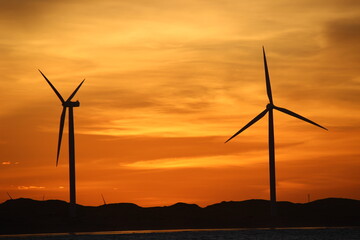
left=225, top=47, right=327, bottom=220
left=39, top=70, right=85, bottom=217
left=101, top=193, right=107, bottom=205
left=6, top=192, right=13, bottom=200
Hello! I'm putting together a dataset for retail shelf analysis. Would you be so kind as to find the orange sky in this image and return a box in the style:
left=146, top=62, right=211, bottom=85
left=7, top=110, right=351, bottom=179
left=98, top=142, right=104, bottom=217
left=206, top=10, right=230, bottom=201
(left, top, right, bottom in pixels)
left=0, top=0, right=359, bottom=207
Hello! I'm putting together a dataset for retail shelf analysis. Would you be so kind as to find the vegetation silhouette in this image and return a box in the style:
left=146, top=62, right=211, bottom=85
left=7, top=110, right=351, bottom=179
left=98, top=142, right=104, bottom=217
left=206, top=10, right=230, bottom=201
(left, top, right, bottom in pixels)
left=225, top=47, right=327, bottom=222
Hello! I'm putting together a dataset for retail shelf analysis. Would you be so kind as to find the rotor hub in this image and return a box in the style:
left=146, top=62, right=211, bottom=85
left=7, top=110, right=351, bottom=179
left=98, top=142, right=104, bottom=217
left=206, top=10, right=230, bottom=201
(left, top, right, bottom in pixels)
left=266, top=103, right=274, bottom=109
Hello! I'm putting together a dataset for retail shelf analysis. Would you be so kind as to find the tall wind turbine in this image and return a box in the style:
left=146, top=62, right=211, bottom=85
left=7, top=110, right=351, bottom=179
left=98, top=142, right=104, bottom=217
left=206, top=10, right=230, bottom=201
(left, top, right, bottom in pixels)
left=39, top=70, right=85, bottom=217
left=225, top=47, right=327, bottom=220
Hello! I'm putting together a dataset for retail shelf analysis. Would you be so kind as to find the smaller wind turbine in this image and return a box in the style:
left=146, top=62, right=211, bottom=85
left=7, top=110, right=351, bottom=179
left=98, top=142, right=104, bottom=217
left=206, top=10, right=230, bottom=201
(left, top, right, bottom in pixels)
left=101, top=193, right=107, bottom=205
left=6, top=192, right=13, bottom=200
left=39, top=70, right=85, bottom=218
left=225, top=47, right=327, bottom=220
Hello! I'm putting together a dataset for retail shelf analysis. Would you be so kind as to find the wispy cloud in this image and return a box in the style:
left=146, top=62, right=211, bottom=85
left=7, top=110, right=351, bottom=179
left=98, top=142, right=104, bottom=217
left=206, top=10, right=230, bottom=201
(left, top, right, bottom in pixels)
left=1, top=161, right=19, bottom=165
left=17, top=186, right=45, bottom=190
left=123, top=155, right=262, bottom=169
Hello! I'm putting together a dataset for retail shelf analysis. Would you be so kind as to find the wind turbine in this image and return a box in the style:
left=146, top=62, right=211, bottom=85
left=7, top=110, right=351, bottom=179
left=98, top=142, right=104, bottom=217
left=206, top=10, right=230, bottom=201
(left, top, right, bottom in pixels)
left=225, top=47, right=327, bottom=220
left=39, top=70, right=85, bottom=217
left=101, top=193, right=107, bottom=205
left=6, top=192, right=13, bottom=200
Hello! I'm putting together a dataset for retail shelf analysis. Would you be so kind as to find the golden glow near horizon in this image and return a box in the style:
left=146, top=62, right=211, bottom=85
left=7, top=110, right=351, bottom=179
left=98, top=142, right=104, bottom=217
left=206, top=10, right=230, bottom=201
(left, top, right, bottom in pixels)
left=0, top=0, right=359, bottom=207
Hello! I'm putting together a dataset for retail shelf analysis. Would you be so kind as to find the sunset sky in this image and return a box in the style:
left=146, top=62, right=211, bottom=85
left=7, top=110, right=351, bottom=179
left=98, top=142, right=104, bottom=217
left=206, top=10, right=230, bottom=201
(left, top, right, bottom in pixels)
left=0, top=0, right=359, bottom=207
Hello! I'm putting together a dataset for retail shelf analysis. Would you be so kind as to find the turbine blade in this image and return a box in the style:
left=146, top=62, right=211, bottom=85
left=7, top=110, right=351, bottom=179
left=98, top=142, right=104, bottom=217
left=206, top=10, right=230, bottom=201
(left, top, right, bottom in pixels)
left=38, top=69, right=65, bottom=103
left=273, top=106, right=328, bottom=130
left=263, top=47, right=273, bottom=104
left=225, top=108, right=268, bottom=143
left=56, top=107, right=67, bottom=166
left=66, top=79, right=85, bottom=102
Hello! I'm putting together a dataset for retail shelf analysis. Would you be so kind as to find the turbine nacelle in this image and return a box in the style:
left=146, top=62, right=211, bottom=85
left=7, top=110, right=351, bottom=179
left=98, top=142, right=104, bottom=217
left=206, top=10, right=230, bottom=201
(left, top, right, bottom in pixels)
left=63, top=101, right=80, bottom=107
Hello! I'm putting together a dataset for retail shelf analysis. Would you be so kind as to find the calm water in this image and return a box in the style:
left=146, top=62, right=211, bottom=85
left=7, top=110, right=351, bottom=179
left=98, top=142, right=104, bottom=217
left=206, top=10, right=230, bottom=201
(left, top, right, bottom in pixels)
left=1, top=228, right=359, bottom=240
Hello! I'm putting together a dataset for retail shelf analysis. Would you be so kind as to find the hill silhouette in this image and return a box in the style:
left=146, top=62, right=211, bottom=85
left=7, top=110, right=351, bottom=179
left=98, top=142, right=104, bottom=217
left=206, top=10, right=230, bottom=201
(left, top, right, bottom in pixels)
left=0, top=198, right=359, bottom=234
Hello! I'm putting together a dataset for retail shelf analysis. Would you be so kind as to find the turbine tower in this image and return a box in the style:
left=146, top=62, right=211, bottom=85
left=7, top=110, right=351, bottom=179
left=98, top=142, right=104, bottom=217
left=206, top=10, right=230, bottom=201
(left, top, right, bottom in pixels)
left=225, top=47, right=327, bottom=221
left=39, top=70, right=85, bottom=217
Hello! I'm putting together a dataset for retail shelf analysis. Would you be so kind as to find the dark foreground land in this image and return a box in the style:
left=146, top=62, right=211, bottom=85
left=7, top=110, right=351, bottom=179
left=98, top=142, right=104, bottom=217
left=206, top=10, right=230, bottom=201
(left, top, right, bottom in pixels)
left=0, top=198, right=359, bottom=234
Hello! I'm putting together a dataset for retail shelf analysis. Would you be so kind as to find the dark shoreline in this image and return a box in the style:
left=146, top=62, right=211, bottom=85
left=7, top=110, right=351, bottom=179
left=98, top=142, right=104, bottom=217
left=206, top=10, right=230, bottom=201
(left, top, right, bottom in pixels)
left=1, top=226, right=360, bottom=238
left=1, top=227, right=360, bottom=240
left=1, top=198, right=359, bottom=235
